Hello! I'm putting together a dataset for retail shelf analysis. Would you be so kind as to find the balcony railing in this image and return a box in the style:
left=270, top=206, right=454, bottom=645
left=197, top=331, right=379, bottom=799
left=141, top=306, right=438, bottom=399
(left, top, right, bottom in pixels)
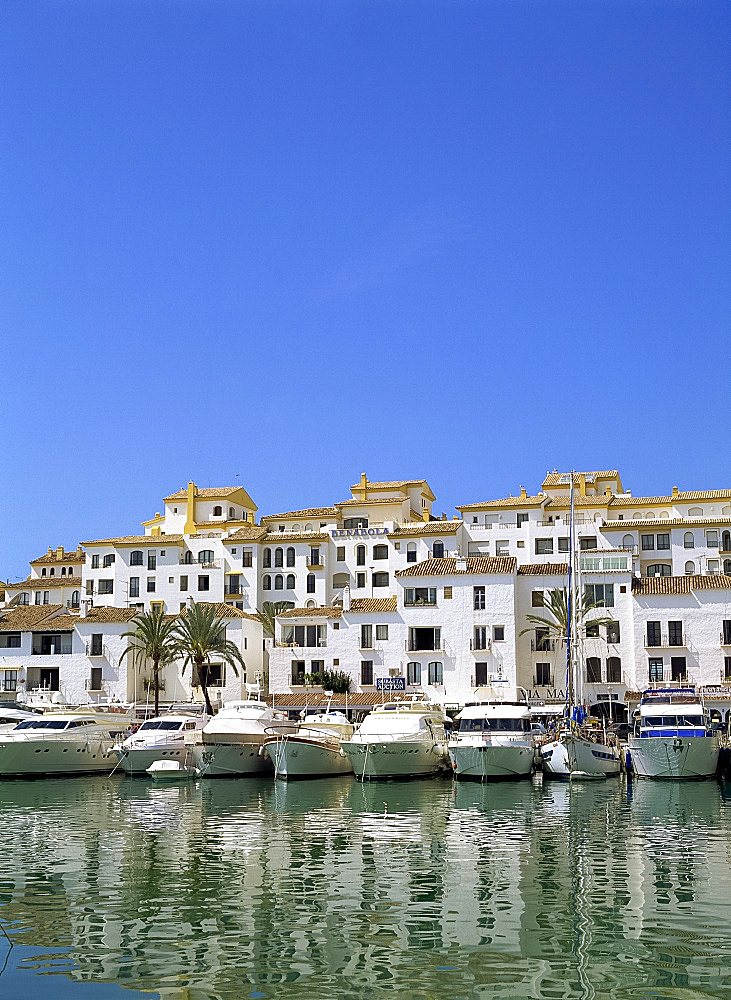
left=644, top=633, right=686, bottom=648
left=404, top=599, right=438, bottom=607
left=276, top=640, right=328, bottom=649
left=179, top=557, right=221, bottom=568
left=405, top=642, right=444, bottom=653
left=224, top=584, right=243, bottom=596
left=306, top=557, right=325, bottom=569
left=720, top=632, right=731, bottom=646
left=470, top=639, right=492, bottom=651
left=468, top=523, right=493, bottom=530
left=531, top=637, right=559, bottom=652
left=86, top=643, right=108, bottom=658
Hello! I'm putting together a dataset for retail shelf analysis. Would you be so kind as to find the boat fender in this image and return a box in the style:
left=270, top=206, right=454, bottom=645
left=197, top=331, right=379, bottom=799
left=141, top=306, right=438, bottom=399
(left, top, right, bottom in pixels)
left=432, top=745, right=443, bottom=755
left=339, top=748, right=345, bottom=757
left=257, top=746, right=264, bottom=756
left=369, top=744, right=380, bottom=753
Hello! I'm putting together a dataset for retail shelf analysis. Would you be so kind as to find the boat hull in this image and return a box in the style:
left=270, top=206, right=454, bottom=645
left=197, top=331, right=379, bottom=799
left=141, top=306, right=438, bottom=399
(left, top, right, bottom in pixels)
left=341, top=739, right=450, bottom=780
left=628, top=735, right=720, bottom=780
left=265, top=736, right=354, bottom=779
left=541, top=735, right=620, bottom=779
left=448, top=741, right=534, bottom=781
left=113, top=744, right=190, bottom=775
left=0, top=738, right=116, bottom=777
left=191, top=741, right=272, bottom=777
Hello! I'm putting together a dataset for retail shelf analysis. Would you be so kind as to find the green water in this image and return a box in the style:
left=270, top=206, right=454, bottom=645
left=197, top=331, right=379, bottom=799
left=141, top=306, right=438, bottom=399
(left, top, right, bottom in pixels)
left=0, top=775, right=730, bottom=1000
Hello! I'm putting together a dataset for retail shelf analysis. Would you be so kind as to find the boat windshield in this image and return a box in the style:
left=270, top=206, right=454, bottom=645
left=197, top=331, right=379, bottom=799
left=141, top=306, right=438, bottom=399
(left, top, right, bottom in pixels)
left=139, top=720, right=183, bottom=732
left=642, top=715, right=704, bottom=728
left=459, top=718, right=529, bottom=733
left=359, top=715, right=429, bottom=737
left=14, top=719, right=70, bottom=730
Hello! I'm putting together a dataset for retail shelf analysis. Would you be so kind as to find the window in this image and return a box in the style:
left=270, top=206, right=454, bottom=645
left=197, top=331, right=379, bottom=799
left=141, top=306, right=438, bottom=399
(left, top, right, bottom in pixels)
left=373, top=544, right=388, bottom=560
left=558, top=537, right=570, bottom=553
left=493, top=625, right=505, bottom=641
left=606, top=621, right=620, bottom=644
left=177, top=575, right=187, bottom=593
left=646, top=564, right=671, bottom=577
left=443, top=586, right=453, bottom=599
left=198, top=575, right=210, bottom=592
left=585, top=623, right=600, bottom=638
left=585, top=583, right=614, bottom=607
left=263, top=575, right=271, bottom=591
left=531, top=591, right=544, bottom=608
left=361, top=660, right=374, bottom=686
left=0, top=633, right=21, bottom=648
left=275, top=575, right=283, bottom=590
left=146, top=578, right=156, bottom=593
left=70, top=591, right=80, bottom=608
left=286, top=547, right=295, bottom=567
left=641, top=534, right=655, bottom=551
left=668, top=621, right=683, bottom=646
left=98, top=579, right=114, bottom=595
left=685, top=561, right=695, bottom=575
left=495, top=541, right=509, bottom=556
left=428, top=661, right=443, bottom=685
left=708, top=560, right=720, bottom=574
left=344, top=517, right=368, bottom=529
left=405, top=587, right=436, bottom=606
left=242, top=550, right=253, bottom=567
left=307, top=574, right=316, bottom=594
left=722, top=620, right=731, bottom=645
left=647, top=622, right=661, bottom=647
left=85, top=582, right=93, bottom=596
left=147, top=553, right=157, bottom=570
left=579, top=537, right=597, bottom=551
left=356, top=545, right=366, bottom=566
left=356, top=573, right=366, bottom=589
left=213, top=505, right=222, bottom=516
left=408, top=627, right=441, bottom=651
left=194, top=662, right=225, bottom=687
left=182, top=551, right=194, bottom=565
left=535, top=662, right=551, bottom=686
left=656, top=533, right=670, bottom=550
left=336, top=547, right=346, bottom=562
left=199, top=550, right=214, bottom=566
left=473, top=626, right=489, bottom=650
left=606, top=657, right=621, bottom=683
left=309, top=547, right=321, bottom=566
left=34, top=592, right=42, bottom=605
left=535, top=539, right=553, bottom=555
left=475, top=662, right=488, bottom=686
left=42, top=568, right=47, bottom=576
left=129, top=577, right=140, bottom=598
left=407, top=662, right=421, bottom=685
left=130, top=551, right=143, bottom=566
left=671, top=656, right=686, bottom=681
left=286, top=574, right=295, bottom=590
left=275, top=548, right=283, bottom=568
left=291, top=661, right=305, bottom=685
left=372, top=572, right=389, bottom=588
left=517, top=512, right=528, bottom=527
left=91, top=554, right=100, bottom=569
left=586, top=657, right=602, bottom=683
left=229, top=507, right=235, bottom=518
left=725, top=656, right=731, bottom=681
left=90, top=634, right=103, bottom=657
left=473, top=586, right=486, bottom=610
left=649, top=658, right=663, bottom=682
left=263, top=549, right=272, bottom=568
left=407, top=543, right=417, bottom=563
left=376, top=624, right=389, bottom=641
left=360, top=624, right=373, bottom=649
left=707, top=530, right=719, bottom=548
left=432, top=541, right=445, bottom=558
left=226, top=574, right=242, bottom=595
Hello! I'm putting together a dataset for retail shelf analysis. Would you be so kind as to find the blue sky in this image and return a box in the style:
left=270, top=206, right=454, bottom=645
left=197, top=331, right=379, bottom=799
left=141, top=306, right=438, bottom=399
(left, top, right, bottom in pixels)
left=1, top=1, right=728, bottom=581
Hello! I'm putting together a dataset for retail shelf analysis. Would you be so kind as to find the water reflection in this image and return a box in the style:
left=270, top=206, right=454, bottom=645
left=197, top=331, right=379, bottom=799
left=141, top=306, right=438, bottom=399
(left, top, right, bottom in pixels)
left=0, top=774, right=729, bottom=999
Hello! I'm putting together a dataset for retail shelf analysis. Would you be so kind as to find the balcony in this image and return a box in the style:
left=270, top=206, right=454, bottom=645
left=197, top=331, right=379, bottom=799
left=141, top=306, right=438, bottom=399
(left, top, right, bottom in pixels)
left=468, top=522, right=493, bottom=530
left=179, top=557, right=221, bottom=569
left=531, top=637, right=559, bottom=652
left=224, top=584, right=244, bottom=596
left=405, top=642, right=444, bottom=654
left=86, top=642, right=108, bottom=658
left=644, top=633, right=686, bottom=648
left=470, top=639, right=492, bottom=652
left=720, top=632, right=731, bottom=646
left=306, top=557, right=325, bottom=569
left=404, top=598, right=438, bottom=607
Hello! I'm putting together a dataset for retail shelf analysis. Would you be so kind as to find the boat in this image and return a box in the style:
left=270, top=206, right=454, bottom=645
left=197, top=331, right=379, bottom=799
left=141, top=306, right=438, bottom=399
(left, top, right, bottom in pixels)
left=146, top=759, right=198, bottom=782
left=190, top=700, right=296, bottom=777
left=0, top=712, right=129, bottom=777
left=627, top=686, right=720, bottom=780
left=448, top=690, right=534, bottom=781
left=112, top=713, right=207, bottom=775
left=340, top=698, right=451, bottom=780
left=538, top=473, right=622, bottom=781
left=263, top=709, right=355, bottom=780
left=0, top=707, right=37, bottom=733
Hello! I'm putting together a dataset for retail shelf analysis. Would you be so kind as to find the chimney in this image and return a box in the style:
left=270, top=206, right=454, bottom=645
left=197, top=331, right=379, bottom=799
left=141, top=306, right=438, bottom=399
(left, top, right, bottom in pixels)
left=578, top=473, right=586, bottom=497
left=520, top=486, right=527, bottom=499
left=358, top=472, right=368, bottom=500
left=47, top=547, right=53, bottom=557
left=672, top=486, right=679, bottom=497
left=56, top=546, right=64, bottom=560
left=342, top=585, right=351, bottom=612
left=80, top=599, right=91, bottom=618
left=456, top=556, right=468, bottom=572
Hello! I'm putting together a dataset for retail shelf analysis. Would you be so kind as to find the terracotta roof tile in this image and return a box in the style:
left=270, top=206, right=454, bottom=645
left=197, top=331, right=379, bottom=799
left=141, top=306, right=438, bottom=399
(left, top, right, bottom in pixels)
left=261, top=532, right=330, bottom=543
left=517, top=563, right=569, bottom=575
left=224, top=525, right=269, bottom=542
left=390, top=521, right=461, bottom=536
left=8, top=576, right=82, bottom=591
left=457, top=494, right=545, bottom=511
left=337, top=497, right=410, bottom=507
left=269, top=691, right=383, bottom=708
left=632, top=574, right=731, bottom=596
left=278, top=606, right=343, bottom=619
left=350, top=479, right=425, bottom=490
left=81, top=607, right=140, bottom=624
left=261, top=507, right=338, bottom=521
left=164, top=486, right=243, bottom=501
left=396, top=556, right=516, bottom=577
left=30, top=549, right=85, bottom=565
left=542, top=471, right=620, bottom=487
left=81, top=535, right=184, bottom=547
left=609, top=490, right=731, bottom=507
left=348, top=597, right=398, bottom=613
left=0, top=605, right=66, bottom=631
left=33, top=614, right=77, bottom=632
left=603, top=518, right=731, bottom=530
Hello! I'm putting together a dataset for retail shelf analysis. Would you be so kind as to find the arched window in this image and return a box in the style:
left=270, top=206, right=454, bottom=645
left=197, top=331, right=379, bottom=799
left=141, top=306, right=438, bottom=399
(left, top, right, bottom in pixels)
left=722, top=506, right=731, bottom=516
left=332, top=573, right=349, bottom=590
left=632, top=512, right=642, bottom=519
left=67, top=567, right=74, bottom=575
left=646, top=564, right=672, bottom=577
left=305, top=599, right=316, bottom=608
left=213, top=506, right=222, bottom=516
left=228, top=507, right=235, bottom=518
left=61, top=567, right=66, bottom=576
left=263, top=548, right=272, bottom=568
left=585, top=657, right=602, bottom=683
left=274, top=574, right=283, bottom=590
left=428, top=661, right=443, bottom=685
left=622, top=534, right=634, bottom=549
left=432, top=540, right=444, bottom=558
left=305, top=523, right=313, bottom=533
left=724, top=559, right=731, bottom=575
left=50, top=568, right=55, bottom=576
left=286, top=574, right=295, bottom=590
left=684, top=532, right=695, bottom=548
left=286, top=547, right=295, bottom=567
left=688, top=507, right=703, bottom=517
left=659, top=511, right=669, bottom=519
left=274, top=548, right=284, bottom=568
left=606, top=657, right=621, bottom=683
left=373, top=544, right=388, bottom=560
left=199, top=550, right=214, bottom=565
left=307, top=573, right=316, bottom=594
left=70, top=591, right=80, bottom=608
left=722, top=530, right=731, bottom=551
left=130, top=550, right=143, bottom=566
left=685, top=561, right=695, bottom=575
left=407, top=662, right=421, bottom=685
left=407, top=542, right=417, bottom=563
left=356, top=544, right=366, bottom=566
left=262, top=575, right=271, bottom=590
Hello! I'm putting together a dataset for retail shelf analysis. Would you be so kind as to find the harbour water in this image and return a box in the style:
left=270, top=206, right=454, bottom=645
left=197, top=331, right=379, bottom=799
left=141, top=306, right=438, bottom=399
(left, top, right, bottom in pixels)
left=1, top=775, right=730, bottom=1000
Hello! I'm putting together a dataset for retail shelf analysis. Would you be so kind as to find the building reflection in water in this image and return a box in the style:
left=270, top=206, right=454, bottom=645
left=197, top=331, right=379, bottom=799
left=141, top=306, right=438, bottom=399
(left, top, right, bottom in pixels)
left=0, top=774, right=730, bottom=999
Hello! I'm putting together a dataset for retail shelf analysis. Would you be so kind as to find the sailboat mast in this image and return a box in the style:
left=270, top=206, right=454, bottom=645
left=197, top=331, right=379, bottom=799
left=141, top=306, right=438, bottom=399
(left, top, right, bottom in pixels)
left=565, top=474, right=575, bottom=713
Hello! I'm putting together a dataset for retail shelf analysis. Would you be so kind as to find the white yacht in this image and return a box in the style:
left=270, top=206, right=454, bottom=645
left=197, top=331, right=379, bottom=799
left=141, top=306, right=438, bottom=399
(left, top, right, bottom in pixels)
left=263, top=710, right=355, bottom=780
left=0, top=713, right=128, bottom=777
left=191, top=700, right=296, bottom=777
left=540, top=725, right=621, bottom=780
left=628, top=686, right=720, bottom=780
left=340, top=699, right=451, bottom=780
left=448, top=701, right=534, bottom=781
left=112, top=714, right=206, bottom=775
left=0, top=708, right=37, bottom=733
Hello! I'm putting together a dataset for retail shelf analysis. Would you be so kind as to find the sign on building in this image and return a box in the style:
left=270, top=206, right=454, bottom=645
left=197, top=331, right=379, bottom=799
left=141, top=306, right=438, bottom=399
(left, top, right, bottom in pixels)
left=376, top=676, right=405, bottom=692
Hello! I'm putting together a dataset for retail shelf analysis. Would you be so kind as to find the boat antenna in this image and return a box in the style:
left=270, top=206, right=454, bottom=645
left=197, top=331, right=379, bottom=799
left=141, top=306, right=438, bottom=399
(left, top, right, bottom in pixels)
left=565, top=472, right=575, bottom=723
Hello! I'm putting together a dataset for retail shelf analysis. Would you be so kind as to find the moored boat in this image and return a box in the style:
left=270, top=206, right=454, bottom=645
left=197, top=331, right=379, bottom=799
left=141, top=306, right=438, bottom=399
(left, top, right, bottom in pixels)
left=627, top=686, right=720, bottom=780
left=340, top=698, right=450, bottom=780
left=448, top=698, right=534, bottom=781
left=191, top=700, right=296, bottom=777
left=113, top=713, right=207, bottom=775
left=263, top=710, right=355, bottom=780
left=0, top=713, right=128, bottom=777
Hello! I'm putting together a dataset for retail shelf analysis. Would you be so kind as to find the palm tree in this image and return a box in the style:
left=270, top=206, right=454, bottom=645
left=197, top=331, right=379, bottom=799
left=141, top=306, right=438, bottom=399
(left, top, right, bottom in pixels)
left=520, top=587, right=615, bottom=643
left=120, top=606, right=179, bottom=715
left=173, top=602, right=246, bottom=715
left=252, top=601, right=293, bottom=640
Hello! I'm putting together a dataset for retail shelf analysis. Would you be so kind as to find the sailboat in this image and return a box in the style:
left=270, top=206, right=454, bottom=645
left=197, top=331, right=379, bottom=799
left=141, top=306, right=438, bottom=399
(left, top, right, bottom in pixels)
left=539, top=473, right=622, bottom=780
